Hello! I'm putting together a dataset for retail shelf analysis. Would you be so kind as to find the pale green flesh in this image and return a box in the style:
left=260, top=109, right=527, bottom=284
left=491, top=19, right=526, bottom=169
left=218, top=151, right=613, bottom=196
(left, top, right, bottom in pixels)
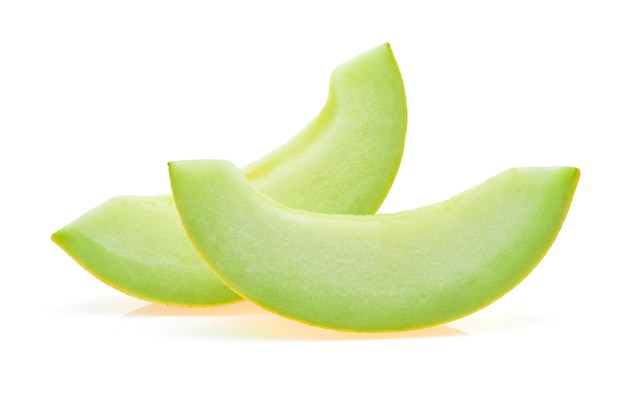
left=170, top=160, right=579, bottom=332
left=52, top=43, right=407, bottom=306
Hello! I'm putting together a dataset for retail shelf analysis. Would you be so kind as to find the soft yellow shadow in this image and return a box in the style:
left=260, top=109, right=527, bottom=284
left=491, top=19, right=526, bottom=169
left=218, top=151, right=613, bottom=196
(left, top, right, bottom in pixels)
left=221, top=311, right=466, bottom=340
left=124, top=300, right=263, bottom=317
left=124, top=300, right=466, bottom=340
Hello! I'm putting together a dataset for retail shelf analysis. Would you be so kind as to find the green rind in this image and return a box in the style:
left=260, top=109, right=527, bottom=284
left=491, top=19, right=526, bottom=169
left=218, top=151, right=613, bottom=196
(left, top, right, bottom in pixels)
left=52, top=43, right=408, bottom=306
left=169, top=160, right=579, bottom=332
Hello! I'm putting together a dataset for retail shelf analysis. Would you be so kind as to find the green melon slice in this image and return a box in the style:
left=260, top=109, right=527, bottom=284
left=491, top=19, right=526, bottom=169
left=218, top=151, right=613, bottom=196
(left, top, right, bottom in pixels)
left=52, top=43, right=408, bottom=306
left=169, top=160, right=579, bottom=331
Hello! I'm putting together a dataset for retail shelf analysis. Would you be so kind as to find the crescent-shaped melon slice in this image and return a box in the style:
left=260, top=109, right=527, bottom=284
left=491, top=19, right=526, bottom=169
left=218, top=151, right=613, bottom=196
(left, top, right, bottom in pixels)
left=169, top=160, right=579, bottom=332
left=51, top=43, right=407, bottom=306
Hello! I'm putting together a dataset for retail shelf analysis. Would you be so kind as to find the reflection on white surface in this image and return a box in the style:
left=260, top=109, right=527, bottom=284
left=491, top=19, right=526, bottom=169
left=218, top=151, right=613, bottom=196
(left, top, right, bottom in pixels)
left=203, top=309, right=467, bottom=341
left=127, top=300, right=466, bottom=340
left=125, top=300, right=265, bottom=317
left=56, top=295, right=560, bottom=340
left=58, top=295, right=146, bottom=316
left=60, top=296, right=467, bottom=339
left=455, top=310, right=553, bottom=334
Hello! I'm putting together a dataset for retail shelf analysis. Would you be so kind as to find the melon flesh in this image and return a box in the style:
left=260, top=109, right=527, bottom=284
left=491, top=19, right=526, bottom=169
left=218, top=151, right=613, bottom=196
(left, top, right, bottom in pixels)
left=52, top=43, right=408, bottom=306
left=169, top=160, right=579, bottom=332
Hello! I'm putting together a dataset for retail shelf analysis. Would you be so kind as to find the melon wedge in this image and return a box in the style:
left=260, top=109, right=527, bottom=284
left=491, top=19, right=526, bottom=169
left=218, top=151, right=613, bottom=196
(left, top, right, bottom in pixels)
left=52, top=43, right=408, bottom=306
left=169, top=160, right=579, bottom=332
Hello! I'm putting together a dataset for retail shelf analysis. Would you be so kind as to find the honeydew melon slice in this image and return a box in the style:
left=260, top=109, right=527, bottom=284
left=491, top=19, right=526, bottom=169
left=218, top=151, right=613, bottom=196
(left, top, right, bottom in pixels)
left=51, top=43, right=407, bottom=306
left=169, top=160, right=579, bottom=332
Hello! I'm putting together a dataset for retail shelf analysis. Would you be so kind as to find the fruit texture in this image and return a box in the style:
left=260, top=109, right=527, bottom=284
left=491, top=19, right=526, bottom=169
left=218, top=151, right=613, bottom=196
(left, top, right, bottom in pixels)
left=52, top=43, right=408, bottom=306
left=170, top=160, right=579, bottom=332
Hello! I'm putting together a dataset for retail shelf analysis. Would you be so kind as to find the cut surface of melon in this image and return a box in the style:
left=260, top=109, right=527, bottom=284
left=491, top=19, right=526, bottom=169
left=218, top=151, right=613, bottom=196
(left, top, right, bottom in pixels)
left=52, top=43, right=407, bottom=306
left=170, top=160, right=579, bottom=331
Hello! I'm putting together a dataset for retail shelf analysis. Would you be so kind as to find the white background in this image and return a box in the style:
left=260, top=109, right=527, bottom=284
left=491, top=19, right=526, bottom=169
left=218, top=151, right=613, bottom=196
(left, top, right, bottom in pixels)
left=1, top=1, right=625, bottom=400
